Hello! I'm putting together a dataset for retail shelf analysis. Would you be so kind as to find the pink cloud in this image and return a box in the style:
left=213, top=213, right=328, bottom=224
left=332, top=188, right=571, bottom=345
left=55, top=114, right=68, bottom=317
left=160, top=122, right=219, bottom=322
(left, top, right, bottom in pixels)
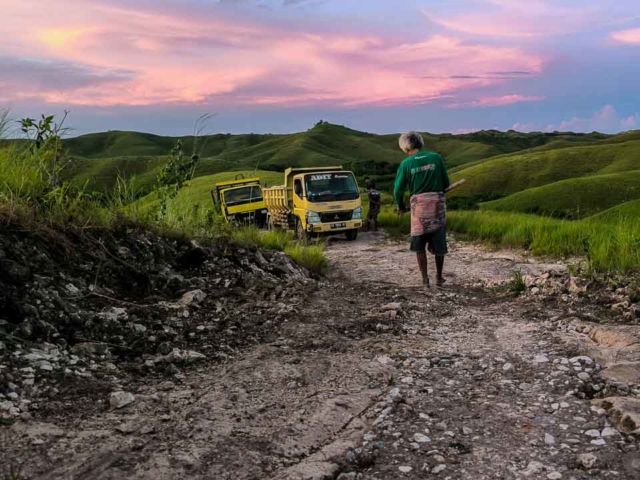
left=447, top=95, right=545, bottom=109
left=423, top=1, right=610, bottom=38
left=511, top=122, right=537, bottom=132
left=543, top=105, right=639, bottom=133
left=0, top=0, right=544, bottom=109
left=611, top=28, right=640, bottom=45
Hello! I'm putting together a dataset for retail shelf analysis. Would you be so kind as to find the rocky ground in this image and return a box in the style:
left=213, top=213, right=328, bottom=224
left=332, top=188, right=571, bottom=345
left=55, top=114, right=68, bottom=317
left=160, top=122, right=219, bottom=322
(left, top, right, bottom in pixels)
left=1, top=227, right=639, bottom=479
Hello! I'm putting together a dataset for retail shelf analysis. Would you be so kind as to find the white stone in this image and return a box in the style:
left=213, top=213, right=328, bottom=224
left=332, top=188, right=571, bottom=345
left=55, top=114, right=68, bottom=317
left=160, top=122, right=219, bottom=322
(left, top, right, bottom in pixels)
left=503, top=363, right=514, bottom=372
left=576, top=453, right=598, bottom=469
left=432, top=465, right=446, bottom=474
left=39, top=362, right=54, bottom=371
left=570, top=356, right=593, bottom=365
left=547, top=473, right=562, bottom=480
left=601, top=427, right=618, bottom=438
left=109, top=391, right=135, bottom=409
left=545, top=433, right=556, bottom=445
left=522, top=461, right=545, bottom=477
left=398, top=466, right=412, bottom=473
left=413, top=433, right=431, bottom=443
left=585, top=429, right=601, bottom=438
left=179, top=290, right=207, bottom=306
left=534, top=354, right=550, bottom=364
left=591, top=438, right=606, bottom=446
left=375, top=355, right=394, bottom=366
left=577, top=372, right=591, bottom=381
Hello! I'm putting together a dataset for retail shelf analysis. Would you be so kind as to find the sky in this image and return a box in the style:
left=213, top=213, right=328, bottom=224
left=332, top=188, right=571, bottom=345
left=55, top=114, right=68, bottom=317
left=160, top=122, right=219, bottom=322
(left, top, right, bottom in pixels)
left=1, top=0, right=639, bottom=136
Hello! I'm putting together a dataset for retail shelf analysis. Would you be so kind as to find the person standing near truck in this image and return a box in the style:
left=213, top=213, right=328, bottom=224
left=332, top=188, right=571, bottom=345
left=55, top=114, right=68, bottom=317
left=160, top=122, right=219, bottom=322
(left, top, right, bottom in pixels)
left=365, top=178, right=382, bottom=231
left=394, top=131, right=451, bottom=288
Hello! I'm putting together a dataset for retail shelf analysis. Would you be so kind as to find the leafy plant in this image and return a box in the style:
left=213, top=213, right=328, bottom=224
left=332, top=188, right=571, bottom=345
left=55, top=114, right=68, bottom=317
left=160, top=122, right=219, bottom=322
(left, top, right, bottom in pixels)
left=509, top=270, right=527, bottom=294
left=19, top=111, right=72, bottom=193
left=154, top=140, right=201, bottom=219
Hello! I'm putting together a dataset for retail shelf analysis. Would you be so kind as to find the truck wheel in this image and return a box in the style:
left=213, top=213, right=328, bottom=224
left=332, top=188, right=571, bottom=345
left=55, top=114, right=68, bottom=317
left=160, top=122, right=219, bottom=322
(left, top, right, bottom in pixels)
left=345, top=229, right=358, bottom=241
left=296, top=219, right=311, bottom=244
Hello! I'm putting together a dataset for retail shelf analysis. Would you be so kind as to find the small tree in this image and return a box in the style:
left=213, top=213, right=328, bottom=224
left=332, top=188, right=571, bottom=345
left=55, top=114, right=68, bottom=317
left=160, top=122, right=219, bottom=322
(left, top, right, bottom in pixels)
left=154, top=114, right=212, bottom=220
left=155, top=140, right=200, bottom=219
left=19, top=111, right=71, bottom=191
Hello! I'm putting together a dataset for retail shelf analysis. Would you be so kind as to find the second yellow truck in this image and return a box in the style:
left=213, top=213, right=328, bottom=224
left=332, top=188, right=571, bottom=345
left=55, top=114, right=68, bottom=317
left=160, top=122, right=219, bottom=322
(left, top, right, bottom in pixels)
left=263, top=167, right=363, bottom=241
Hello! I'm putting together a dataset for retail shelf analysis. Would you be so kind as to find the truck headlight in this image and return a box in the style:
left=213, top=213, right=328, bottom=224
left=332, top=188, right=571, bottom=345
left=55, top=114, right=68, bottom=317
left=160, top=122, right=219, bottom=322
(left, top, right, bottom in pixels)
left=307, top=211, right=322, bottom=224
left=352, top=207, right=363, bottom=220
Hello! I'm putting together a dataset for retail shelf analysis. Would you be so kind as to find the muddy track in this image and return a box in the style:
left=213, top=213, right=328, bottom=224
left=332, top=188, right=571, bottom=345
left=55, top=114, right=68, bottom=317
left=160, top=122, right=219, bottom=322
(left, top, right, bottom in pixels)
left=4, top=232, right=639, bottom=479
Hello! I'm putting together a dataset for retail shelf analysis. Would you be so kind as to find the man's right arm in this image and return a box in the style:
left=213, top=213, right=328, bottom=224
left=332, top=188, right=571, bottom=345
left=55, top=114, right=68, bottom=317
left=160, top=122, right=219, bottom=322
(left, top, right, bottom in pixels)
left=394, top=164, right=408, bottom=211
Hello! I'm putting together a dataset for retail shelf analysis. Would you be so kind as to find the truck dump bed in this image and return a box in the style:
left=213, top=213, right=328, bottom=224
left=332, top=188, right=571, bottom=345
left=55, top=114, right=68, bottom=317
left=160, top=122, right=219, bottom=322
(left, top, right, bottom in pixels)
left=263, top=186, right=288, bottom=215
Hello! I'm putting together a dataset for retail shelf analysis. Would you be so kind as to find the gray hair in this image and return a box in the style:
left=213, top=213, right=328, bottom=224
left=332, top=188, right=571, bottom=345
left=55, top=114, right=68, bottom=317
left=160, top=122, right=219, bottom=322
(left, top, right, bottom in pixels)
left=399, top=131, right=424, bottom=153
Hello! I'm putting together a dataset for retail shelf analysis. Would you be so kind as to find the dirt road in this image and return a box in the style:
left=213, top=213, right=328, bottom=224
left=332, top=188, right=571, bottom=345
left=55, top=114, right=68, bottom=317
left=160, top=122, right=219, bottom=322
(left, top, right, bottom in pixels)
left=5, top=232, right=639, bottom=479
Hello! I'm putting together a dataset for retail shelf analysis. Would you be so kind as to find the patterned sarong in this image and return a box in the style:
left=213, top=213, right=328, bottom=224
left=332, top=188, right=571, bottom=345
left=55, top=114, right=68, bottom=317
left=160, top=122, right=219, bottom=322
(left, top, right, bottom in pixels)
left=410, top=192, right=446, bottom=237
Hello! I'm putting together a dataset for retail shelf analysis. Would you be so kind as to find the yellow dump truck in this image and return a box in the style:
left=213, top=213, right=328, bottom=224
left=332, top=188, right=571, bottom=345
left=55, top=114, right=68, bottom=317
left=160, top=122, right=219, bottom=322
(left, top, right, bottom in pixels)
left=210, top=176, right=268, bottom=227
left=263, top=167, right=363, bottom=241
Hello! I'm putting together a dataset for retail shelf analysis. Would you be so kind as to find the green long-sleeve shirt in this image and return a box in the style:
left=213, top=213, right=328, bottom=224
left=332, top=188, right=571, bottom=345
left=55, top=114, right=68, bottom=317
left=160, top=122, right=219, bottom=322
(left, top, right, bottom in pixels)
left=394, top=151, right=451, bottom=211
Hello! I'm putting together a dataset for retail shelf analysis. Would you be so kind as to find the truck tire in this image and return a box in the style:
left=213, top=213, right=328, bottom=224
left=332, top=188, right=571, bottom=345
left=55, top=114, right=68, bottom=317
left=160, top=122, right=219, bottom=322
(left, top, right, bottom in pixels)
left=345, top=229, right=358, bottom=241
left=296, top=218, right=311, bottom=244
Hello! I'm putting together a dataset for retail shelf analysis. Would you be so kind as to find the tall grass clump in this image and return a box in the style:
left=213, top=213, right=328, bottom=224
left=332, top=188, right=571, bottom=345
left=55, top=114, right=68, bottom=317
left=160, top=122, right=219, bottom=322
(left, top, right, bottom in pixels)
left=377, top=206, right=639, bottom=273
left=284, top=243, right=328, bottom=275
left=447, top=210, right=640, bottom=273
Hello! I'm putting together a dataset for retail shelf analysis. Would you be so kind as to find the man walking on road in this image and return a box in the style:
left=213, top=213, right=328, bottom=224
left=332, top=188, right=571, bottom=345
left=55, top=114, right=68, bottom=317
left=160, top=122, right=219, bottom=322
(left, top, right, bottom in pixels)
left=394, top=131, right=451, bottom=288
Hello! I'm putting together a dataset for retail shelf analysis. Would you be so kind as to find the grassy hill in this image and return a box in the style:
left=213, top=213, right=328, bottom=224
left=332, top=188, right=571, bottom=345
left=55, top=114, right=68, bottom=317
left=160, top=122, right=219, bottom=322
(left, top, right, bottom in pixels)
left=448, top=139, right=640, bottom=207
left=587, top=199, right=640, bottom=224
left=479, top=171, right=640, bottom=219
left=132, top=170, right=283, bottom=217
left=47, top=123, right=614, bottom=193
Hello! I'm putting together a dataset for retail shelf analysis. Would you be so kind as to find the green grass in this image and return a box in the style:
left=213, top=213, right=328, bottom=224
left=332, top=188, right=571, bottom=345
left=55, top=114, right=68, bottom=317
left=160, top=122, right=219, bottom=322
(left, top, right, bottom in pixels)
left=588, top=199, right=640, bottom=224
left=448, top=139, right=640, bottom=207
left=0, top=144, right=329, bottom=275
left=377, top=207, right=640, bottom=273
left=480, top=170, right=640, bottom=219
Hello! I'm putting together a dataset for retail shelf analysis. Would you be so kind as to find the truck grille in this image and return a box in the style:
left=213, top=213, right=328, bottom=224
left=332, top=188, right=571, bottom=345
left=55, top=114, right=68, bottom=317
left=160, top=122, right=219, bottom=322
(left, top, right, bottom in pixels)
left=320, top=211, right=353, bottom=223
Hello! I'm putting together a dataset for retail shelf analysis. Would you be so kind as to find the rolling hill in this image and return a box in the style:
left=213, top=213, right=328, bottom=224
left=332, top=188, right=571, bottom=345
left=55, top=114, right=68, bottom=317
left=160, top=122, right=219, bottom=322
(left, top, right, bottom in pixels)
left=586, top=199, right=640, bottom=224
left=479, top=170, right=640, bottom=219
left=448, top=139, right=640, bottom=207
left=51, top=123, right=615, bottom=192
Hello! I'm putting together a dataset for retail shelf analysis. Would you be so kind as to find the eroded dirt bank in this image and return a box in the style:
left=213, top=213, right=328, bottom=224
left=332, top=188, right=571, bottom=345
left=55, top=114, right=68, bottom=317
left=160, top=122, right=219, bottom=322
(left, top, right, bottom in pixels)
left=2, top=229, right=639, bottom=479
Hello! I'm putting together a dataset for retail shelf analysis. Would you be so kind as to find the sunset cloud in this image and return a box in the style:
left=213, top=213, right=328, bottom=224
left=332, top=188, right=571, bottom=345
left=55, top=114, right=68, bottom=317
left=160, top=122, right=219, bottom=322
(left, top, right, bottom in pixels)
left=611, top=28, right=640, bottom=45
left=0, top=0, right=544, bottom=109
left=507, top=105, right=640, bottom=133
left=0, top=0, right=638, bottom=134
left=447, top=95, right=545, bottom=109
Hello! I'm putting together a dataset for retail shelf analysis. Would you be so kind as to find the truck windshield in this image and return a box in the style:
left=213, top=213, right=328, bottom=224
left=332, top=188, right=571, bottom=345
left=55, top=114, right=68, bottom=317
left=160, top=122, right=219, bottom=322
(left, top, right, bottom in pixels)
left=223, top=186, right=263, bottom=206
left=305, top=173, right=359, bottom=203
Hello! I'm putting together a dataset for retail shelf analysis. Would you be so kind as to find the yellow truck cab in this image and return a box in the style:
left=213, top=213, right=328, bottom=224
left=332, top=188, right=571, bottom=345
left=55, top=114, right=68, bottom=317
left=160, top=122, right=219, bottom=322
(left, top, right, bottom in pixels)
left=210, top=176, right=268, bottom=227
left=263, top=167, right=363, bottom=241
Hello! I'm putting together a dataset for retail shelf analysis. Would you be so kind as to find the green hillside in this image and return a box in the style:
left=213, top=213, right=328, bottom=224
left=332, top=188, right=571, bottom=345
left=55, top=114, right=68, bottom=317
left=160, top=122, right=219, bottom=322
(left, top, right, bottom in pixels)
left=587, top=199, right=640, bottom=224
left=48, top=123, right=614, bottom=192
left=480, top=171, right=640, bottom=219
left=449, top=139, right=640, bottom=207
left=133, top=170, right=283, bottom=215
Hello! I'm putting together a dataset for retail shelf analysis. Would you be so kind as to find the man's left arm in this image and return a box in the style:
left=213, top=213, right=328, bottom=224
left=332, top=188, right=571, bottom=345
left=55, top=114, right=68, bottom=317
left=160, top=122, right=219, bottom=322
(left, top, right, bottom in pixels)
left=440, top=155, right=451, bottom=191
